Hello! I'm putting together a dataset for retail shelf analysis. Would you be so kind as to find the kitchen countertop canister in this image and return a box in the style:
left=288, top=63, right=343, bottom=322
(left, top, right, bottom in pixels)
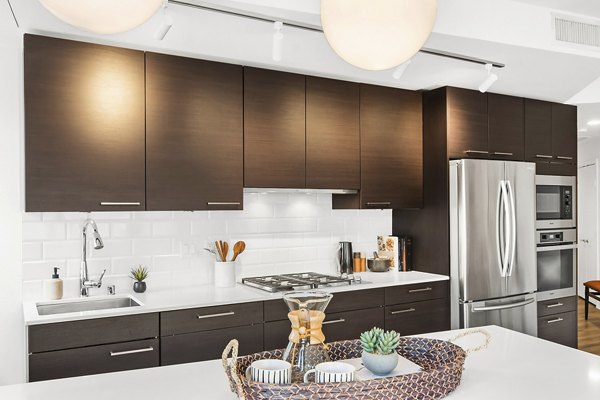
left=2, top=325, right=600, bottom=399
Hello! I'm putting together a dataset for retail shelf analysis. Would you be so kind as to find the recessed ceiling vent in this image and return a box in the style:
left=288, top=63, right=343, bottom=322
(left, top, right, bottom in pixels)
left=553, top=13, right=600, bottom=48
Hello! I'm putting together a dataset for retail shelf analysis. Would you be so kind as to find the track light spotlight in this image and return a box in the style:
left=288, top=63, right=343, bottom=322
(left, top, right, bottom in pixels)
left=392, top=60, right=412, bottom=80
left=154, top=1, right=173, bottom=40
left=272, top=21, right=283, bottom=62
left=478, top=63, right=498, bottom=93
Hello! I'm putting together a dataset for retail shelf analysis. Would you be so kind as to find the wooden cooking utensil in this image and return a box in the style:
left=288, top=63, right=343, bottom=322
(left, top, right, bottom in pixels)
left=232, top=241, right=246, bottom=261
left=215, top=240, right=224, bottom=262
left=222, top=241, right=229, bottom=262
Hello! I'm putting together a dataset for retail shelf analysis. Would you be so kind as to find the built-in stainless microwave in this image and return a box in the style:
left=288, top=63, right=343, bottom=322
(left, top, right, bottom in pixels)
left=535, top=175, right=576, bottom=230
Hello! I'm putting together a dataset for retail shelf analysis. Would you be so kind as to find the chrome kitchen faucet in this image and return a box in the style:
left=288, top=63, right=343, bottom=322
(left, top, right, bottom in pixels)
left=80, top=219, right=106, bottom=297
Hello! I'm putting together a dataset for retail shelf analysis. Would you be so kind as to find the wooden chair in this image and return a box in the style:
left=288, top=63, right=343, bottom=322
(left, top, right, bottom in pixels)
left=584, top=281, right=600, bottom=320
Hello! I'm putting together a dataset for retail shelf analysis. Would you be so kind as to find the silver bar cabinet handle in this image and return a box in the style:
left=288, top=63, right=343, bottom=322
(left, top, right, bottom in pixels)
left=547, top=318, right=564, bottom=324
left=546, top=302, right=564, bottom=308
left=391, top=308, right=416, bottom=315
left=556, top=156, right=573, bottom=160
left=535, top=155, right=553, bottom=159
left=465, top=150, right=489, bottom=154
left=493, top=152, right=514, bottom=156
left=196, top=311, right=235, bottom=319
left=323, top=318, right=346, bottom=325
left=110, top=347, right=154, bottom=357
left=207, top=202, right=241, bottom=206
left=100, top=202, right=141, bottom=206
left=408, top=287, right=432, bottom=293
left=366, top=202, right=391, bottom=206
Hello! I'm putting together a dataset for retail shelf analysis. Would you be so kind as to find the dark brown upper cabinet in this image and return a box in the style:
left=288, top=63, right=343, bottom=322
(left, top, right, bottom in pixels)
left=552, top=103, right=577, bottom=162
left=306, top=77, right=360, bottom=190
left=25, top=34, right=145, bottom=212
left=524, top=99, right=553, bottom=162
left=244, top=68, right=306, bottom=188
left=360, top=84, right=423, bottom=209
left=145, top=53, right=243, bottom=210
left=488, top=93, right=524, bottom=160
left=446, top=87, right=488, bottom=159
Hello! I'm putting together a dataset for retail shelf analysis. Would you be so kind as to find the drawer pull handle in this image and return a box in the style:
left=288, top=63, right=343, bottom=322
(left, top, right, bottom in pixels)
left=546, top=302, right=564, bottom=308
left=366, top=202, right=391, bottom=206
left=100, top=202, right=141, bottom=206
left=556, top=156, right=573, bottom=160
left=207, top=202, right=241, bottom=206
left=391, top=308, right=416, bottom=315
left=196, top=311, right=235, bottom=319
left=323, top=318, right=346, bottom=325
left=492, top=152, right=514, bottom=156
left=408, top=287, right=432, bottom=293
left=535, top=155, right=553, bottom=159
left=546, top=318, right=564, bottom=324
left=110, top=347, right=154, bottom=357
left=465, top=150, right=489, bottom=154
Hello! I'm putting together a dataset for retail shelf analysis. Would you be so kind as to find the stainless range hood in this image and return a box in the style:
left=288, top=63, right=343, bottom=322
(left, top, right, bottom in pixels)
left=244, top=188, right=358, bottom=195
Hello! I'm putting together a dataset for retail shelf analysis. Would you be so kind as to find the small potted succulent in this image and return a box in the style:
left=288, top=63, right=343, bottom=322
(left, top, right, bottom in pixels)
left=360, top=327, right=401, bottom=375
left=130, top=265, right=149, bottom=293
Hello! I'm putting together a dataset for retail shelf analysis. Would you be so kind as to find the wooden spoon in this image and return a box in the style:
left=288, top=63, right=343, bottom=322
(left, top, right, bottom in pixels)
left=221, top=241, right=229, bottom=262
left=232, top=241, right=246, bottom=262
left=215, top=241, right=224, bottom=262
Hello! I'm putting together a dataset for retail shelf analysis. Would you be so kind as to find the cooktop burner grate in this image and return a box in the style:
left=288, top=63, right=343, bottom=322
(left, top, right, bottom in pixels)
left=241, top=272, right=360, bottom=292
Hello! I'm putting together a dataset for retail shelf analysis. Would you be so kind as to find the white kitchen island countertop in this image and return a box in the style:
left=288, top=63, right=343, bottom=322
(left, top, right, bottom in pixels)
left=24, top=270, right=448, bottom=325
left=3, top=325, right=599, bottom=399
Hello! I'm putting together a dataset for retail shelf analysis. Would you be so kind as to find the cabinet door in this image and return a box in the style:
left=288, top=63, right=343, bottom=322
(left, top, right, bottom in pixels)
left=524, top=99, right=553, bottom=162
left=360, top=84, right=423, bottom=209
left=244, top=67, right=306, bottom=188
left=446, top=87, right=488, bottom=159
left=385, top=298, right=450, bottom=335
left=161, top=325, right=263, bottom=365
left=24, top=34, right=145, bottom=212
left=488, top=94, right=524, bottom=160
left=538, top=310, right=577, bottom=348
left=146, top=53, right=243, bottom=210
left=29, top=338, right=159, bottom=382
left=322, top=307, right=384, bottom=343
left=306, top=77, right=360, bottom=189
left=551, top=103, right=577, bottom=163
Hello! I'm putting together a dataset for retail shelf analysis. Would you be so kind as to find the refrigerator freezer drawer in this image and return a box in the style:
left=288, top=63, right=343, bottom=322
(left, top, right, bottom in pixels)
left=462, top=294, right=537, bottom=337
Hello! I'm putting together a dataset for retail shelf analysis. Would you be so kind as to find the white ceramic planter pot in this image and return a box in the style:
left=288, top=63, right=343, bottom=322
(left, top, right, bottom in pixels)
left=214, top=261, right=236, bottom=288
left=361, top=351, right=399, bottom=376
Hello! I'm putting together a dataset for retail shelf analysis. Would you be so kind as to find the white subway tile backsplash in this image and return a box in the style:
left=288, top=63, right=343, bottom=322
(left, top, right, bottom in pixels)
left=21, top=194, right=392, bottom=299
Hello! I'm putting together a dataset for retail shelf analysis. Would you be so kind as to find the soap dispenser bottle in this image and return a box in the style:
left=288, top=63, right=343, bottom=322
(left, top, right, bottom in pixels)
left=44, top=267, right=63, bottom=300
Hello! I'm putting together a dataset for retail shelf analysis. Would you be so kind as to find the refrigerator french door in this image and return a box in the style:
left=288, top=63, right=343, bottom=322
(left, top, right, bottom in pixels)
left=450, top=159, right=537, bottom=336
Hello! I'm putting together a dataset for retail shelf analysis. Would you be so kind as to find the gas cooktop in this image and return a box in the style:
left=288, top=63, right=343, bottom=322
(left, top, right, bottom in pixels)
left=241, top=272, right=362, bottom=293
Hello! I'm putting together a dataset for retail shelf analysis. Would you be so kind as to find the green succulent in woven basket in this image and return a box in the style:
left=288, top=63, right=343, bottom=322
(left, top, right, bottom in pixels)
left=360, top=327, right=400, bottom=355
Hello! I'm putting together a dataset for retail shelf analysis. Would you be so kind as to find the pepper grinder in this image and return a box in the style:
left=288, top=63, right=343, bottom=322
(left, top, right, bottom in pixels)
left=337, top=241, right=354, bottom=277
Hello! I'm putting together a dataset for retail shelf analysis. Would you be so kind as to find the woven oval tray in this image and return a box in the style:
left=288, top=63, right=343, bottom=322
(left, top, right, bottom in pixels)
left=222, top=336, right=467, bottom=400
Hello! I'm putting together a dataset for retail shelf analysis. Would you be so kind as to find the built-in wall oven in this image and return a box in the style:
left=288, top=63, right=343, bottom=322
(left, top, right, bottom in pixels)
left=536, top=228, right=577, bottom=301
left=535, top=175, right=576, bottom=230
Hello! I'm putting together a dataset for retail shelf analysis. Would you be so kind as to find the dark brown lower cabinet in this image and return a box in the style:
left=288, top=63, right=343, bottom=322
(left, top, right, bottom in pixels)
left=385, top=298, right=450, bottom=336
left=538, top=311, right=577, bottom=348
left=161, top=324, right=263, bottom=365
left=29, top=338, right=159, bottom=382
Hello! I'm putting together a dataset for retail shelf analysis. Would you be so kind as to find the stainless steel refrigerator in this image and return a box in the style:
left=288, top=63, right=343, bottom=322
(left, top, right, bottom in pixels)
left=450, top=159, right=537, bottom=336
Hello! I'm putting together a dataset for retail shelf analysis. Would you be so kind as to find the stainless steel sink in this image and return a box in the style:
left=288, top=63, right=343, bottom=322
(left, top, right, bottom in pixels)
left=36, top=296, right=142, bottom=316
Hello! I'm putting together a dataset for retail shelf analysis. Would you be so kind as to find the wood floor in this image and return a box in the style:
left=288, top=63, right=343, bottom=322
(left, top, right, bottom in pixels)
left=578, top=298, right=600, bottom=356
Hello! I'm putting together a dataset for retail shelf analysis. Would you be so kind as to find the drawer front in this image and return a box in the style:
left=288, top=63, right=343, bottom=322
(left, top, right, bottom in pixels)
left=264, top=307, right=385, bottom=351
left=161, top=302, right=263, bottom=336
left=537, top=296, right=577, bottom=318
left=29, top=338, right=159, bottom=382
left=385, top=298, right=450, bottom=336
left=161, top=324, right=263, bottom=365
left=538, top=310, right=577, bottom=348
left=29, top=313, right=159, bottom=353
left=385, top=280, right=448, bottom=305
left=264, top=288, right=384, bottom=321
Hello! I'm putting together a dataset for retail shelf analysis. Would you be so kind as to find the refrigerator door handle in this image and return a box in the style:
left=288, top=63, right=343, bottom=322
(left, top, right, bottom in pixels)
left=505, top=180, right=517, bottom=277
left=472, top=297, right=535, bottom=312
left=497, top=180, right=510, bottom=277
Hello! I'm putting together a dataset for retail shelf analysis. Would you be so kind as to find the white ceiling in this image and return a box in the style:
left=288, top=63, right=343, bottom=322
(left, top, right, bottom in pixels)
left=5, top=0, right=600, bottom=139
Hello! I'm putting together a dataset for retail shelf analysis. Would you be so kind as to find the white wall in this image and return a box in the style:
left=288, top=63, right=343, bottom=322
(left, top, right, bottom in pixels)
left=0, top=23, right=24, bottom=386
left=579, top=137, right=600, bottom=166
left=22, top=195, right=391, bottom=300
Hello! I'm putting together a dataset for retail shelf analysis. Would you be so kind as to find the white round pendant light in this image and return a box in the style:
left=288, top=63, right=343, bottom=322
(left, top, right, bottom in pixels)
left=39, top=0, right=164, bottom=34
left=320, top=0, right=437, bottom=71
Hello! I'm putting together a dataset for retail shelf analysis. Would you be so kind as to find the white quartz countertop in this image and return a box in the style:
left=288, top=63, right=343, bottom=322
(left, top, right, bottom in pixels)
left=3, top=325, right=600, bottom=399
left=23, top=271, right=448, bottom=325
